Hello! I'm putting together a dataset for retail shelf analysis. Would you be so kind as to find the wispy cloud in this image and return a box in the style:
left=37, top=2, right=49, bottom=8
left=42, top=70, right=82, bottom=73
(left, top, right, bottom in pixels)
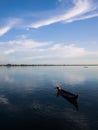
left=0, top=38, right=98, bottom=64
left=4, top=49, right=16, bottom=55
left=0, top=39, right=51, bottom=56
left=65, top=12, right=98, bottom=23
left=0, top=26, right=11, bottom=36
left=0, top=18, right=21, bottom=36
left=29, top=0, right=98, bottom=28
left=21, top=42, right=98, bottom=64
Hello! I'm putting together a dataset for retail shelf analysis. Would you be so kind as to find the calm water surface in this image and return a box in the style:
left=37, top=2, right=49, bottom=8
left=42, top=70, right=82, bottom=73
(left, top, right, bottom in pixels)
left=0, top=66, right=98, bottom=130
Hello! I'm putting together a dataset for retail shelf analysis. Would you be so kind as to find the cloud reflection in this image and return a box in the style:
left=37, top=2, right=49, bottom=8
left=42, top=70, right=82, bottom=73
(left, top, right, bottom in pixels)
left=0, top=95, right=9, bottom=105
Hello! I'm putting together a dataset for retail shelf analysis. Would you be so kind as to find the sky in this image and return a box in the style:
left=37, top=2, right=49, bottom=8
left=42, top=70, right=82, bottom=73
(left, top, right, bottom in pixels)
left=0, top=0, right=98, bottom=64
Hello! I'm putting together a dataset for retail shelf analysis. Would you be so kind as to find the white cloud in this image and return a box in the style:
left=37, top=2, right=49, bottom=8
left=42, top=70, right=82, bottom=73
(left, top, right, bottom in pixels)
left=23, top=42, right=98, bottom=64
left=0, top=39, right=51, bottom=57
left=1, top=39, right=86, bottom=58
left=48, top=44, right=86, bottom=58
left=65, top=12, right=98, bottom=23
left=0, top=26, right=11, bottom=36
left=4, top=49, right=16, bottom=55
left=0, top=18, right=21, bottom=36
left=5, top=39, right=50, bottom=50
left=29, top=0, right=98, bottom=28
left=0, top=38, right=98, bottom=64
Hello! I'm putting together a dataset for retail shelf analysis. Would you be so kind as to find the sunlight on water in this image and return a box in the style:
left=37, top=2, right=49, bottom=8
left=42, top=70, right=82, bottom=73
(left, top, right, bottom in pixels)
left=0, top=66, right=98, bottom=130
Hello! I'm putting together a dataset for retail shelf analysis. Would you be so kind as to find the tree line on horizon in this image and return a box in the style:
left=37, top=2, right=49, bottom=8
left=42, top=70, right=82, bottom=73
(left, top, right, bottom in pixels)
left=0, top=64, right=98, bottom=67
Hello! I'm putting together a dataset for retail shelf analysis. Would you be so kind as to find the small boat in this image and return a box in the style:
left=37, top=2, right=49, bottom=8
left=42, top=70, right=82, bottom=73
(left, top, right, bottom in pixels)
left=56, top=86, right=79, bottom=110
left=84, top=66, right=88, bottom=68
left=56, top=86, right=78, bottom=99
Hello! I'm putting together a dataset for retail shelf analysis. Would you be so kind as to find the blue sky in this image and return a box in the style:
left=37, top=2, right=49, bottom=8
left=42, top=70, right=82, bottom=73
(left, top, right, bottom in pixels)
left=0, top=0, right=98, bottom=64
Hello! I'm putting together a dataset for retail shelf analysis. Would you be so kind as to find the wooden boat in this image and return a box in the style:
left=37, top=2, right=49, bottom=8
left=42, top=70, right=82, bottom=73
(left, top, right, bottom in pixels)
left=56, top=86, right=79, bottom=110
left=56, top=86, right=78, bottom=98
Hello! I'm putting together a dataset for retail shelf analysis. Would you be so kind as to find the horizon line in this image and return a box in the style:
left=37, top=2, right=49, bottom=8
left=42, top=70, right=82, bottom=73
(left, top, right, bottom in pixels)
left=0, top=64, right=98, bottom=66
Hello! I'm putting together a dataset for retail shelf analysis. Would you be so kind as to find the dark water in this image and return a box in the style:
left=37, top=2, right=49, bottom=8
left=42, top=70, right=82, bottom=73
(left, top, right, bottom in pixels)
left=0, top=66, right=98, bottom=130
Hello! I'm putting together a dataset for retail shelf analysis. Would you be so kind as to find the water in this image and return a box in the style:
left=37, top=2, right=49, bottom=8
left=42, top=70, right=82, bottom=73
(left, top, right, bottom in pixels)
left=0, top=66, right=98, bottom=130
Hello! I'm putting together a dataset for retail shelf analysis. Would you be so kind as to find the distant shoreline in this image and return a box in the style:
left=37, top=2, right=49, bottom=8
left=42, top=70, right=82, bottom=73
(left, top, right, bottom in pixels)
left=0, top=64, right=98, bottom=67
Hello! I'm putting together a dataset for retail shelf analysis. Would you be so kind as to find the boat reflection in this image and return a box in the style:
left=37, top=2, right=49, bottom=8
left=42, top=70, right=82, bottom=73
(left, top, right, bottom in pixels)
left=56, top=86, right=79, bottom=111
